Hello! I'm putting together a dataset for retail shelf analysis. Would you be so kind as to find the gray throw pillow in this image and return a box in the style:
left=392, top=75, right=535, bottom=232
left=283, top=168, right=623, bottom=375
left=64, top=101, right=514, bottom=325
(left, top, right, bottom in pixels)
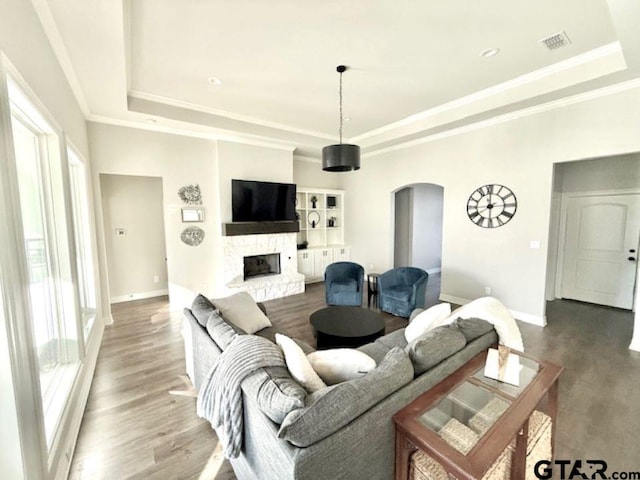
left=191, top=294, right=216, bottom=327
left=244, top=366, right=307, bottom=424
left=405, top=324, right=466, bottom=375
left=205, top=311, right=238, bottom=350
left=212, top=291, right=272, bottom=334
left=455, top=318, right=495, bottom=343
left=277, top=347, right=413, bottom=447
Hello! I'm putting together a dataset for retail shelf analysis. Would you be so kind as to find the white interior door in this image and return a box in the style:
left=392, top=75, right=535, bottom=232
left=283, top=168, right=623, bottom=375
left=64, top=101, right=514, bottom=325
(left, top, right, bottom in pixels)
left=561, top=194, right=640, bottom=309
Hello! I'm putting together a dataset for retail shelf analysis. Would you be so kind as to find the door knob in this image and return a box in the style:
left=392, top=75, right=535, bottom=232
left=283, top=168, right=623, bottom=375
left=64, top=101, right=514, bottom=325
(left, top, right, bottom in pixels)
left=629, top=257, right=637, bottom=262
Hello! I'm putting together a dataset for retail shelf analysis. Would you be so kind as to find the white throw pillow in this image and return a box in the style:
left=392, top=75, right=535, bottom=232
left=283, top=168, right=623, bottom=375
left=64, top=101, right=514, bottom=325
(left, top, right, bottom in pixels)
left=275, top=334, right=327, bottom=393
left=212, top=291, right=271, bottom=334
left=307, top=349, right=376, bottom=385
left=404, top=303, right=452, bottom=343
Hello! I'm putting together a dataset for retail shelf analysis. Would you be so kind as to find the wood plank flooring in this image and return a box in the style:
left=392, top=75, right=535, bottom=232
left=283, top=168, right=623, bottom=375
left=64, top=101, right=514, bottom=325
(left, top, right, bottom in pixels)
left=68, top=278, right=640, bottom=479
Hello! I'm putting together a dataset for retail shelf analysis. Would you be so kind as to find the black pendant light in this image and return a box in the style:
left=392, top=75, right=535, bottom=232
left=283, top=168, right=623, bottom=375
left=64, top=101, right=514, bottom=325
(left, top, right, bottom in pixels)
left=322, top=65, right=360, bottom=172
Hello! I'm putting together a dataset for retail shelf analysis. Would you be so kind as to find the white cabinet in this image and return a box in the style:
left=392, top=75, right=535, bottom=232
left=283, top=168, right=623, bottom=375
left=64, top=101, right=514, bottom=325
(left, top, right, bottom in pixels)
left=313, top=248, right=334, bottom=277
left=298, top=251, right=315, bottom=279
left=297, top=246, right=350, bottom=283
left=333, top=246, right=351, bottom=262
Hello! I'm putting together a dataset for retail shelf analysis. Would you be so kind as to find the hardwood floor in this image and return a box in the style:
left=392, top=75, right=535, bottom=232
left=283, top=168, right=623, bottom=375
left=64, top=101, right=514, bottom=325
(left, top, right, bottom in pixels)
left=68, top=277, right=640, bottom=478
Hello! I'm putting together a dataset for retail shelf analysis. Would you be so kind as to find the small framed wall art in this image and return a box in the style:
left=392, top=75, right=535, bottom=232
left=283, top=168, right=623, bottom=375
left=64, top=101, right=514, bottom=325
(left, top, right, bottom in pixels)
left=181, top=207, right=205, bottom=223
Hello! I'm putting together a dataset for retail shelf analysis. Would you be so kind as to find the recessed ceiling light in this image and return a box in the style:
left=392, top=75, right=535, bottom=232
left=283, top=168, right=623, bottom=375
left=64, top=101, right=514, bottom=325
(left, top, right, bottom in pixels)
left=145, top=118, right=157, bottom=124
left=480, top=48, right=500, bottom=58
left=208, top=76, right=223, bottom=86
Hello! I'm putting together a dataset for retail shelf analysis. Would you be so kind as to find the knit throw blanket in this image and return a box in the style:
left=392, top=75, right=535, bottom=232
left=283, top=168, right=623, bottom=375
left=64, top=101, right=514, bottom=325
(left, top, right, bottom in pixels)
left=196, top=334, right=285, bottom=459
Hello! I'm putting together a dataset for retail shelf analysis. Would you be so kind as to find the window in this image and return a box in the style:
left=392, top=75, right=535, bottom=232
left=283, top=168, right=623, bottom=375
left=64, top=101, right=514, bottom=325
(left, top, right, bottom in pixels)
left=68, top=149, right=97, bottom=342
left=9, top=78, right=80, bottom=447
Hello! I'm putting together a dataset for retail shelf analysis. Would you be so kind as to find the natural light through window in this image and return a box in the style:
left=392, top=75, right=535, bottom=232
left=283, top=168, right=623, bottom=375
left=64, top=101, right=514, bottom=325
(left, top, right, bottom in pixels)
left=68, top=149, right=97, bottom=343
left=9, top=78, right=80, bottom=448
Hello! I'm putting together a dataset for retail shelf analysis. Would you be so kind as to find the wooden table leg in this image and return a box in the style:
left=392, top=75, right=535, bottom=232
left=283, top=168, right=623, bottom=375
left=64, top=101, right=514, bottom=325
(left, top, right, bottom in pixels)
left=511, top=420, right=529, bottom=479
left=395, top=431, right=415, bottom=480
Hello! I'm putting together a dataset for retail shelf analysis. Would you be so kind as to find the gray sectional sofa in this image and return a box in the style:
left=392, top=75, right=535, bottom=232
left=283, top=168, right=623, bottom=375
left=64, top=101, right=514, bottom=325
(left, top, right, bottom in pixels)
left=183, top=296, right=497, bottom=480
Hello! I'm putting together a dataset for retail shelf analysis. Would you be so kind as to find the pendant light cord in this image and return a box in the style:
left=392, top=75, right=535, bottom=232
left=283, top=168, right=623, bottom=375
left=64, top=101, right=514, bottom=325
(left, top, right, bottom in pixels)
left=339, top=69, right=343, bottom=144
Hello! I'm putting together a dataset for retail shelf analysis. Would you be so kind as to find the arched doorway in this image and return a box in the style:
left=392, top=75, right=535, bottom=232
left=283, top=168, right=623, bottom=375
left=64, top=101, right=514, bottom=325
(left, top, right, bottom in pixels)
left=393, top=183, right=444, bottom=304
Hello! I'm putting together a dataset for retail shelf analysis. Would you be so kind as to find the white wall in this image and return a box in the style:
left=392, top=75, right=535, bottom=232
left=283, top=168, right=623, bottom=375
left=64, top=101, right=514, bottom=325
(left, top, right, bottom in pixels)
left=343, top=85, right=640, bottom=325
left=100, top=174, right=168, bottom=301
left=557, top=153, right=640, bottom=193
left=89, top=123, right=218, bottom=310
left=394, top=187, right=412, bottom=267
left=412, top=184, right=444, bottom=273
left=293, top=156, right=344, bottom=190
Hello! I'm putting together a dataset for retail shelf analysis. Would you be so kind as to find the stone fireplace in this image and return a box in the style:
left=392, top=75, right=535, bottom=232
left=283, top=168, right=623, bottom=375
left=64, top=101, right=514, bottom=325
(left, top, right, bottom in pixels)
left=223, top=232, right=305, bottom=301
left=244, top=253, right=281, bottom=280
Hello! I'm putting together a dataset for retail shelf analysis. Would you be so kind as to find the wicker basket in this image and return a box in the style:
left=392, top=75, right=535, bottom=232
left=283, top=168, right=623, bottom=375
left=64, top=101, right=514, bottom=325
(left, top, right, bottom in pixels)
left=410, top=411, right=552, bottom=480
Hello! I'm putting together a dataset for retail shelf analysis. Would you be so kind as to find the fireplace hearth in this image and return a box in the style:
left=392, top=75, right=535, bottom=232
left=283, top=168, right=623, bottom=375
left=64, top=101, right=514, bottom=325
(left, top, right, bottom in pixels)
left=244, top=253, right=281, bottom=280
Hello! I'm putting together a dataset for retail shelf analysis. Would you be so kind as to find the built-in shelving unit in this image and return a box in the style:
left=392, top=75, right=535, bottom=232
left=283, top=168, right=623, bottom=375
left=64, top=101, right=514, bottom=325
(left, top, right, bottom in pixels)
left=296, top=188, right=344, bottom=248
left=296, top=187, right=349, bottom=283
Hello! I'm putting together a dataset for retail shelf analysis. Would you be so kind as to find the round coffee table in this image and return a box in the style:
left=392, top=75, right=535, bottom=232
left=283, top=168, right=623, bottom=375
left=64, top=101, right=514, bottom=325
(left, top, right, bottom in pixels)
left=310, top=306, right=385, bottom=349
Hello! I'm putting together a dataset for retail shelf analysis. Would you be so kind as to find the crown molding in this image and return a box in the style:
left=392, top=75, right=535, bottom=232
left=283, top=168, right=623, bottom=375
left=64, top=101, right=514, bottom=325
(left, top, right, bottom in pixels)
left=293, top=155, right=321, bottom=164
left=353, top=42, right=624, bottom=144
left=87, top=114, right=296, bottom=152
left=364, top=76, right=640, bottom=158
left=128, top=90, right=336, bottom=142
left=29, top=0, right=91, bottom=116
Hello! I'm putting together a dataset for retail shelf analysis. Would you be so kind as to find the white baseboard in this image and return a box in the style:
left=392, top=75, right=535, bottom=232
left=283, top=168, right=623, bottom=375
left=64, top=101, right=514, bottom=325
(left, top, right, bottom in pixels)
left=438, top=294, right=469, bottom=306
left=110, top=289, right=169, bottom=304
left=438, top=294, right=546, bottom=327
left=426, top=268, right=442, bottom=275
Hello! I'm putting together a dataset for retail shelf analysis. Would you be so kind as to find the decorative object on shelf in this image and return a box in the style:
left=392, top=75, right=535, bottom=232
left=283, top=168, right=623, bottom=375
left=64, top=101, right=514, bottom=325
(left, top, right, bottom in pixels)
left=322, top=65, right=360, bottom=172
left=310, top=195, right=318, bottom=209
left=466, top=184, right=517, bottom=228
left=328, top=216, right=337, bottom=227
left=297, top=240, right=309, bottom=250
left=308, top=211, right=320, bottom=229
left=327, top=196, right=337, bottom=208
left=181, top=207, right=205, bottom=222
left=180, top=226, right=205, bottom=246
left=178, top=184, right=202, bottom=205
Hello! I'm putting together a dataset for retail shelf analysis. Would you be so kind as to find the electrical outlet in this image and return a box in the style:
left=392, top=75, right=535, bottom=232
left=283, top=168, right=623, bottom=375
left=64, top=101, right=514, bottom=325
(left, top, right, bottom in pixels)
left=153, top=275, right=159, bottom=283
left=485, top=286, right=492, bottom=295
left=530, top=240, right=541, bottom=249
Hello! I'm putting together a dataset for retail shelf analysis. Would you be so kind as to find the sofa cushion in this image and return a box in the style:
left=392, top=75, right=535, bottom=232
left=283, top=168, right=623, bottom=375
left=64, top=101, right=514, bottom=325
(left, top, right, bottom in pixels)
left=212, top=291, right=272, bottom=334
left=205, top=311, right=238, bottom=350
left=357, top=341, right=392, bottom=364
left=405, top=324, right=466, bottom=375
left=456, top=318, right=495, bottom=343
left=278, top=347, right=413, bottom=447
left=405, top=303, right=451, bottom=343
left=275, top=334, right=327, bottom=393
left=307, top=349, right=376, bottom=385
left=375, top=328, right=408, bottom=350
left=191, top=294, right=216, bottom=327
left=242, top=366, right=307, bottom=425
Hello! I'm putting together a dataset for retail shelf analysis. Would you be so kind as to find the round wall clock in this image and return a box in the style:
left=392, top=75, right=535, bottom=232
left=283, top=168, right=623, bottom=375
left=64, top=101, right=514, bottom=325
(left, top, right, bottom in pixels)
left=466, top=184, right=517, bottom=228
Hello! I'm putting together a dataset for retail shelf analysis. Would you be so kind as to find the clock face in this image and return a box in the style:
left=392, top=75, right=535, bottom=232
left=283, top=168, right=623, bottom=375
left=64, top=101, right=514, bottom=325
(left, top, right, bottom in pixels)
left=467, top=184, right=517, bottom=228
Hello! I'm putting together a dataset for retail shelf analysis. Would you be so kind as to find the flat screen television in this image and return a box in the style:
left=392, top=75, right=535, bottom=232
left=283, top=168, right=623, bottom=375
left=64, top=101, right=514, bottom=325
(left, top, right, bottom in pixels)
left=232, top=179, right=297, bottom=222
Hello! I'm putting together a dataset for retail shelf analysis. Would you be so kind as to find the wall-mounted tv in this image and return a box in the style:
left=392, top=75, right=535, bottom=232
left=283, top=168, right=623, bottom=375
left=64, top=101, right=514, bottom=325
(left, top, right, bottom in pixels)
left=232, top=179, right=296, bottom=222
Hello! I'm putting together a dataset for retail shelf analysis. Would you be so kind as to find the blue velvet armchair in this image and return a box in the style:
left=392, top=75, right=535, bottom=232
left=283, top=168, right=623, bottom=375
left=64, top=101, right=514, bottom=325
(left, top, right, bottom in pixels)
left=378, top=267, right=428, bottom=317
left=324, top=262, right=365, bottom=306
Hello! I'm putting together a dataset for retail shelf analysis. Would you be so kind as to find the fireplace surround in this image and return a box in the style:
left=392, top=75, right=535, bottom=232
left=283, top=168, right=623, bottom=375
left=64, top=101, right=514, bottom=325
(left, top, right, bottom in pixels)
left=223, top=233, right=304, bottom=301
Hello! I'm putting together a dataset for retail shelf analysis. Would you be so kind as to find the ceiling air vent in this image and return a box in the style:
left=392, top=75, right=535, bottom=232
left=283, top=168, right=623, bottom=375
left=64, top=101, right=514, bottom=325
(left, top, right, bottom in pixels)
left=540, top=31, right=571, bottom=50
